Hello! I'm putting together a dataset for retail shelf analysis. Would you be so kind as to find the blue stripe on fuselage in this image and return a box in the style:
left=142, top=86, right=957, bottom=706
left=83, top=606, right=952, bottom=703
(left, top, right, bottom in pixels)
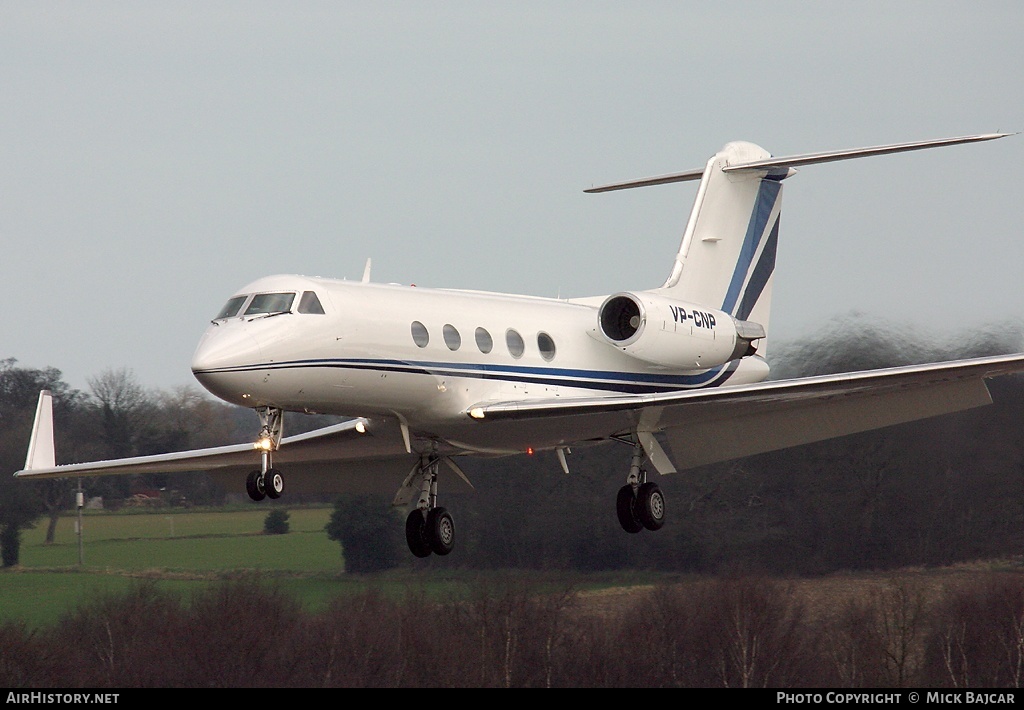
left=194, top=357, right=743, bottom=395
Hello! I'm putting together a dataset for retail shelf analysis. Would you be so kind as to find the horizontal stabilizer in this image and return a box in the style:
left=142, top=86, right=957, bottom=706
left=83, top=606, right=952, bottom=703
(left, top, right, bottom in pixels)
left=722, top=132, right=1014, bottom=174
left=584, top=132, right=1014, bottom=193
left=584, top=167, right=705, bottom=193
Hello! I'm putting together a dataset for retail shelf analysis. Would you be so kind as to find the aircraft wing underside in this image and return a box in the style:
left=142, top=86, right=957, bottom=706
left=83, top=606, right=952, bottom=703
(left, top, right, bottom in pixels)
left=464, top=352, right=1024, bottom=470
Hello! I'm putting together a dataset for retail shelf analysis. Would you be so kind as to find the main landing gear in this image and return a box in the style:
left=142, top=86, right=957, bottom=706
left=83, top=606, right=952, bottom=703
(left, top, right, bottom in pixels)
left=237, top=408, right=663, bottom=552
left=245, top=406, right=285, bottom=502
left=403, top=455, right=455, bottom=557
left=615, top=442, right=666, bottom=534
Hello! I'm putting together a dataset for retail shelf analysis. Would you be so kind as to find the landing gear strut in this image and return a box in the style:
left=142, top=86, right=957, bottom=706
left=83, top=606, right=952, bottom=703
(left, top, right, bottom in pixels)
left=246, top=406, right=285, bottom=502
left=404, top=455, right=455, bottom=557
left=616, top=441, right=665, bottom=533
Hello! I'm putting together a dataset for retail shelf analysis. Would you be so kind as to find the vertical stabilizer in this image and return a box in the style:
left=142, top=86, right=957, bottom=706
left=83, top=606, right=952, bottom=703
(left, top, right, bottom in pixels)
left=655, top=141, right=785, bottom=339
left=24, top=390, right=56, bottom=471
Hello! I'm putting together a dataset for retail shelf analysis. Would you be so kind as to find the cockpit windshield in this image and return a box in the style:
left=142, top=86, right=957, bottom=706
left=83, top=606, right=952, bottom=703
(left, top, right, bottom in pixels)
left=214, top=296, right=247, bottom=320
left=298, top=291, right=325, bottom=314
left=245, top=292, right=296, bottom=316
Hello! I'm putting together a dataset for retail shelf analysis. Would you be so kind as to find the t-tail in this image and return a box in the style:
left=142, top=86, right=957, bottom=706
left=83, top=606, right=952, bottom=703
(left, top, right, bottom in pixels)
left=586, top=132, right=1013, bottom=359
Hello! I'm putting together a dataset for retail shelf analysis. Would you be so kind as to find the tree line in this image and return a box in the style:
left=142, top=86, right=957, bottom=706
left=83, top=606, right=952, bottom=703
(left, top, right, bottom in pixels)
left=4, top=571, right=1024, bottom=687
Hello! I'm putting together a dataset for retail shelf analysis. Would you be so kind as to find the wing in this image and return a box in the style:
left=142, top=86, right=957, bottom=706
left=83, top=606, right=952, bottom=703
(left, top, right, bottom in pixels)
left=464, top=352, right=1024, bottom=472
left=14, top=399, right=424, bottom=495
left=16, top=353, right=1024, bottom=493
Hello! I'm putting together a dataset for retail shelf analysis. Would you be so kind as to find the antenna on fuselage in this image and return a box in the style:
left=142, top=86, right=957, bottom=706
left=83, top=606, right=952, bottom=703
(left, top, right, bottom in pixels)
left=361, top=258, right=372, bottom=283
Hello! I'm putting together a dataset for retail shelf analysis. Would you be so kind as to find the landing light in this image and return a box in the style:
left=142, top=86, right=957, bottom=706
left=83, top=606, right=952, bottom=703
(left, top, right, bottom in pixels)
left=255, top=437, right=274, bottom=451
left=469, top=408, right=485, bottom=419
left=355, top=420, right=366, bottom=434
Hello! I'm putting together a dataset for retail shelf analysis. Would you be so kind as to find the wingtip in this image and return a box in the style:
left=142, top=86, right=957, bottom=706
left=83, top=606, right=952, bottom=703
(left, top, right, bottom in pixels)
left=22, top=390, right=56, bottom=472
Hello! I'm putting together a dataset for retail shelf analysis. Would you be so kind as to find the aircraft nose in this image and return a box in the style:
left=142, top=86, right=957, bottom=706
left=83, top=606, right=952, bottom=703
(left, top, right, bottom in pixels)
left=191, top=326, right=266, bottom=405
left=190, top=325, right=263, bottom=375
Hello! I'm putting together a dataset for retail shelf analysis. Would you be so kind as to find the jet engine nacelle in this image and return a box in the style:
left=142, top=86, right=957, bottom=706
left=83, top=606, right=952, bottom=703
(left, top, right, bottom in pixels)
left=597, top=292, right=765, bottom=369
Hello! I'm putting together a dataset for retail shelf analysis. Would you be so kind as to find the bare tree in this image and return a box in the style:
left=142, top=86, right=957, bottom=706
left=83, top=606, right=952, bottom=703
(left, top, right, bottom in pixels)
left=874, top=578, right=928, bottom=687
left=87, top=367, right=154, bottom=459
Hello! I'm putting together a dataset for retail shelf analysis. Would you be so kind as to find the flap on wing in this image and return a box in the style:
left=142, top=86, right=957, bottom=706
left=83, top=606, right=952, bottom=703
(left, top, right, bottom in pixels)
left=661, top=375, right=992, bottom=470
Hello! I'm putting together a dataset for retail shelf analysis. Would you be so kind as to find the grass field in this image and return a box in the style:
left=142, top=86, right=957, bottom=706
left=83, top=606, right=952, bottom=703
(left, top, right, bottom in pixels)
left=2, top=505, right=674, bottom=630
left=19, top=506, right=341, bottom=571
left=0, top=505, right=376, bottom=628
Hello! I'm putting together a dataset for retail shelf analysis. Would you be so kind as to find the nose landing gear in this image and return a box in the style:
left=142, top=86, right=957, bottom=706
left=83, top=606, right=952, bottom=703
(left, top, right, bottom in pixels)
left=245, top=406, right=285, bottom=502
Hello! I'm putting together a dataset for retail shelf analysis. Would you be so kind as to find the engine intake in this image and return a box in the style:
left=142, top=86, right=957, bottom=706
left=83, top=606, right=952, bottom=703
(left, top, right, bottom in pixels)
left=599, top=294, right=643, bottom=342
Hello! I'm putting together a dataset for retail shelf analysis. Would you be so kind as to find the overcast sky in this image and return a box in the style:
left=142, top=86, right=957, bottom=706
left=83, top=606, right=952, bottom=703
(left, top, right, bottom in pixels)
left=2, top=2, right=1022, bottom=394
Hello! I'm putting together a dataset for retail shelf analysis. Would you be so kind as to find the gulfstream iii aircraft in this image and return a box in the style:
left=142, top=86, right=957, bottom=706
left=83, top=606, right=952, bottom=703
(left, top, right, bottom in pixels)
left=16, top=132, right=1024, bottom=558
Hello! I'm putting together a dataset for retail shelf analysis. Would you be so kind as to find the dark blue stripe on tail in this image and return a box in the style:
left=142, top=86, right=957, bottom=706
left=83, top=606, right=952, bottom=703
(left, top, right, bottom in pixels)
left=735, top=213, right=779, bottom=321
left=721, top=179, right=782, bottom=316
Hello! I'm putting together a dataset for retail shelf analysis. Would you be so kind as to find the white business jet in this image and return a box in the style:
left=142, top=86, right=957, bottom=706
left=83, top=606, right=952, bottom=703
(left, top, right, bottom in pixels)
left=16, top=132, right=1024, bottom=558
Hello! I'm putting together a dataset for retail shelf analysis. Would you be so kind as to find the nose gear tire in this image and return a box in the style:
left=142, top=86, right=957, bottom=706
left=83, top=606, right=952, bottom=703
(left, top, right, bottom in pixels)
left=246, top=470, right=266, bottom=502
left=264, top=468, right=284, bottom=499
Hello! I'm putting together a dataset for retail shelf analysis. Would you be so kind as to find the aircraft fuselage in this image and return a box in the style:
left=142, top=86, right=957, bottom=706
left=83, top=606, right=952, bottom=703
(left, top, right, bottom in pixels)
left=190, top=274, right=769, bottom=453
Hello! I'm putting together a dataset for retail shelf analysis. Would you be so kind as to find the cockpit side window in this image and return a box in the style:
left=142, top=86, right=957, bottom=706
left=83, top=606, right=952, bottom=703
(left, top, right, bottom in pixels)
left=297, top=291, right=326, bottom=314
left=214, top=295, right=247, bottom=320
left=244, top=292, right=295, bottom=316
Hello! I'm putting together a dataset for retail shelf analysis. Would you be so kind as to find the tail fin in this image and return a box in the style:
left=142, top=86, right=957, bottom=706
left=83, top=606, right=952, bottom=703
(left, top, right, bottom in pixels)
left=23, top=390, right=56, bottom=471
left=657, top=141, right=783, bottom=332
left=586, top=132, right=1014, bottom=353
